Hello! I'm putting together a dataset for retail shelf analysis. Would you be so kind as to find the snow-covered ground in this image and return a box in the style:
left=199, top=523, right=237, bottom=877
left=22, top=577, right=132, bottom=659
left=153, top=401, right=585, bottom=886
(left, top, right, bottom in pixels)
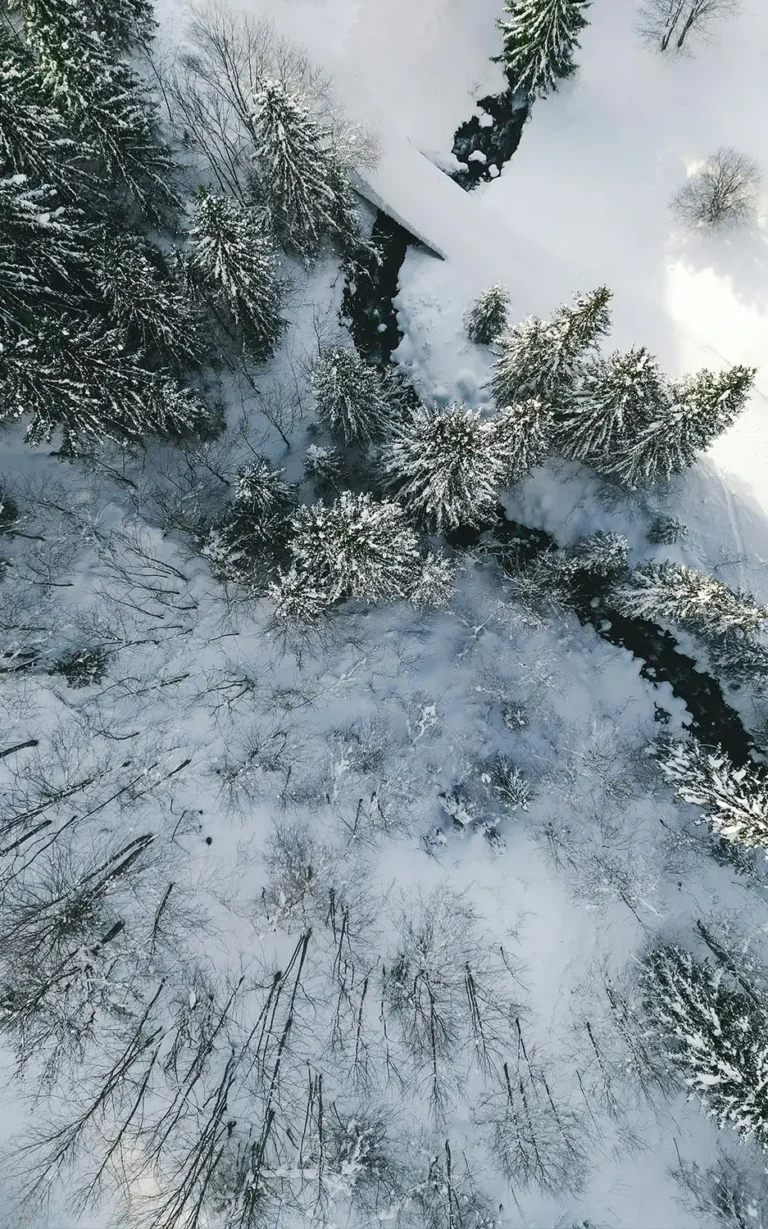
left=386, top=0, right=768, bottom=603
left=4, top=2, right=768, bottom=1228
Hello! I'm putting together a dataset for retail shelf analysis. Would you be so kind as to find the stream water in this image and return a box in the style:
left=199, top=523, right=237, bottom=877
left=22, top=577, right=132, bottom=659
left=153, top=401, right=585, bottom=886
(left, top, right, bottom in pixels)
left=341, top=93, right=757, bottom=768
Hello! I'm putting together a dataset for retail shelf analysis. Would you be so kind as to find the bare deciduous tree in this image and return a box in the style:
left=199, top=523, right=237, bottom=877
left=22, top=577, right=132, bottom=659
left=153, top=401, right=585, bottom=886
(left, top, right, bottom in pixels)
left=672, top=147, right=761, bottom=230
left=163, top=2, right=376, bottom=199
left=478, top=1020, right=588, bottom=1196
left=638, top=0, right=741, bottom=54
left=673, top=1150, right=768, bottom=1229
left=382, top=890, right=521, bottom=1115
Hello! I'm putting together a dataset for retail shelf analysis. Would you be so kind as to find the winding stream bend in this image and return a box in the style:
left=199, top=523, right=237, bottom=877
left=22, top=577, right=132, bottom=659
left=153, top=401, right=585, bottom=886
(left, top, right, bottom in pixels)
left=342, top=219, right=757, bottom=766
left=449, top=512, right=756, bottom=767
left=341, top=66, right=757, bottom=768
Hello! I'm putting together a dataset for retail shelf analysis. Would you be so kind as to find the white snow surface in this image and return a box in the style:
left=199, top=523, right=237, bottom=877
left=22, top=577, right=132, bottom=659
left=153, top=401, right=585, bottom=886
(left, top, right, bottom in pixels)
left=4, top=1, right=768, bottom=1228
left=388, top=0, right=768, bottom=603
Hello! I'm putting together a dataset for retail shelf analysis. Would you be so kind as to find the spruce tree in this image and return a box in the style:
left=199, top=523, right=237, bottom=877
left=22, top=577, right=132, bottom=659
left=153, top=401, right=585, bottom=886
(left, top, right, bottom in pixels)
left=498, top=0, right=591, bottom=98
left=188, top=192, right=283, bottom=360
left=710, top=635, right=768, bottom=685
left=251, top=79, right=356, bottom=258
left=96, top=235, right=208, bottom=368
left=608, top=364, right=755, bottom=487
left=563, top=530, right=629, bottom=579
left=656, top=739, right=768, bottom=854
left=410, top=554, right=455, bottom=609
left=83, top=0, right=155, bottom=51
left=642, top=945, right=768, bottom=1145
left=274, top=491, right=424, bottom=615
left=380, top=402, right=503, bottom=531
left=491, top=286, right=611, bottom=409
left=311, top=347, right=391, bottom=445
left=0, top=176, right=90, bottom=326
left=466, top=283, right=510, bottom=344
left=0, top=314, right=208, bottom=447
left=18, top=0, right=176, bottom=220
left=556, top=346, right=668, bottom=467
left=0, top=29, right=93, bottom=196
left=205, top=458, right=298, bottom=582
left=491, top=397, right=553, bottom=482
left=303, top=444, right=342, bottom=497
left=610, top=560, right=768, bottom=643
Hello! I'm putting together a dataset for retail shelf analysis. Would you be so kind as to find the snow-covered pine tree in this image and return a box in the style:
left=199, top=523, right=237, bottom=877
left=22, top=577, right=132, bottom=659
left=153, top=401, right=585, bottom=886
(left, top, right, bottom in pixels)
left=251, top=79, right=357, bottom=258
left=96, top=235, right=208, bottom=369
left=642, top=944, right=768, bottom=1145
left=268, top=563, right=332, bottom=624
left=556, top=346, right=669, bottom=467
left=465, top=283, right=510, bottom=345
left=17, top=0, right=176, bottom=220
left=607, top=364, right=756, bottom=487
left=498, top=0, right=591, bottom=98
left=205, top=457, right=298, bottom=582
left=188, top=192, right=283, bottom=360
left=0, top=28, right=91, bottom=197
left=311, top=347, right=391, bottom=446
left=303, top=444, right=343, bottom=497
left=609, top=560, right=768, bottom=643
left=491, top=397, right=553, bottom=482
left=380, top=402, right=503, bottom=531
left=0, top=175, right=91, bottom=327
left=655, top=739, right=768, bottom=854
left=409, top=553, right=454, bottom=609
left=83, top=0, right=155, bottom=50
left=710, top=634, right=768, bottom=685
left=491, top=286, right=612, bottom=410
left=273, top=491, right=423, bottom=616
left=0, top=314, right=209, bottom=447
left=563, top=530, right=629, bottom=578
left=648, top=514, right=687, bottom=545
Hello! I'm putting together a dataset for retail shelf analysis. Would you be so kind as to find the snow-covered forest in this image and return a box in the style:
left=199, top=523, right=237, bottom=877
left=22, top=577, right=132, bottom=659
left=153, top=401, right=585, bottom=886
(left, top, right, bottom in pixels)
left=1, top=0, right=768, bottom=1226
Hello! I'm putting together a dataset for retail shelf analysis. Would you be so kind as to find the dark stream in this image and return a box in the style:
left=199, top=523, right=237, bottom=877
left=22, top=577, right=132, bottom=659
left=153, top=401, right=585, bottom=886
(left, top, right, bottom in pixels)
left=451, top=513, right=756, bottom=766
left=341, top=93, right=757, bottom=769
left=451, top=74, right=529, bottom=190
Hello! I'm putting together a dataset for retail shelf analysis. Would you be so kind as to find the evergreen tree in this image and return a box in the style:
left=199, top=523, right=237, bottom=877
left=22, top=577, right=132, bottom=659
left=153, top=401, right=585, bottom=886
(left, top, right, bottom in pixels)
left=268, top=564, right=332, bottom=624
left=465, top=283, right=510, bottom=344
left=491, top=286, right=611, bottom=410
left=607, top=364, right=755, bottom=487
left=251, top=79, right=357, bottom=258
left=96, top=235, right=208, bottom=368
left=647, top=514, right=687, bottom=545
left=0, top=314, right=209, bottom=447
left=563, top=530, right=629, bottom=578
left=82, top=0, right=155, bottom=51
left=498, top=0, right=591, bottom=98
left=311, top=347, right=391, bottom=446
left=0, top=29, right=93, bottom=197
left=188, top=192, right=283, bottom=360
left=556, top=346, right=668, bottom=467
left=710, top=635, right=768, bottom=685
left=17, top=0, right=176, bottom=220
left=0, top=175, right=91, bottom=327
left=380, top=402, right=503, bottom=532
left=409, top=553, right=455, bottom=609
left=642, top=944, right=768, bottom=1145
left=491, top=397, right=553, bottom=482
left=303, top=444, right=342, bottom=497
left=205, top=457, right=298, bottom=582
left=610, top=560, right=768, bottom=643
left=274, top=491, right=424, bottom=616
left=656, top=739, right=768, bottom=854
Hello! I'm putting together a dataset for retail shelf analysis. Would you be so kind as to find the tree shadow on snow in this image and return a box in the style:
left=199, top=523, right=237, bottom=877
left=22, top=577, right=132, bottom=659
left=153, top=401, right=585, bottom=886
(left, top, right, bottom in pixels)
left=670, top=222, right=768, bottom=314
left=678, top=457, right=768, bottom=601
